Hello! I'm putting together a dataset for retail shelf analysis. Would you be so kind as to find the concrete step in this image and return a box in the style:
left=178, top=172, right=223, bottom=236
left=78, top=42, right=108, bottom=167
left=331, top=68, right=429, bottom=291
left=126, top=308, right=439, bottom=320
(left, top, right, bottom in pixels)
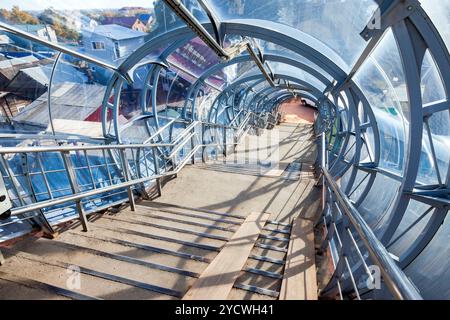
left=57, top=229, right=208, bottom=274
left=11, top=237, right=198, bottom=294
left=235, top=271, right=282, bottom=294
left=93, top=217, right=227, bottom=249
left=131, top=206, right=240, bottom=231
left=70, top=224, right=219, bottom=261
left=0, top=249, right=177, bottom=300
left=140, top=201, right=246, bottom=223
left=0, top=275, right=71, bottom=300
left=110, top=211, right=234, bottom=239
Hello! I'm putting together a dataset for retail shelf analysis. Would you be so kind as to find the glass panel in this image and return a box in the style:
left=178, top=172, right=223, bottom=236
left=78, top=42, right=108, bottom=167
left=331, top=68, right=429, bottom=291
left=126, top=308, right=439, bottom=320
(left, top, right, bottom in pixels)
left=422, top=0, right=450, bottom=53
left=388, top=200, right=433, bottom=257
left=0, top=1, right=183, bottom=66
left=421, top=50, right=446, bottom=105
left=209, top=0, right=378, bottom=67
left=424, top=110, right=450, bottom=184
left=253, top=38, right=334, bottom=81
left=267, top=61, right=326, bottom=92
left=405, top=211, right=450, bottom=299
left=354, top=29, right=409, bottom=175
left=195, top=84, right=220, bottom=121
left=0, top=36, right=57, bottom=134
left=167, top=37, right=222, bottom=77
left=207, top=60, right=256, bottom=88
left=357, top=173, right=400, bottom=231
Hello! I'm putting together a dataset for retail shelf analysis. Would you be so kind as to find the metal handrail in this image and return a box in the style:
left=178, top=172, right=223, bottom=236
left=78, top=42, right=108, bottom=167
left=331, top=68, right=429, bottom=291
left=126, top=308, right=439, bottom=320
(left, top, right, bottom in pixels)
left=0, top=143, right=173, bottom=155
left=322, top=168, right=423, bottom=300
left=9, top=145, right=203, bottom=217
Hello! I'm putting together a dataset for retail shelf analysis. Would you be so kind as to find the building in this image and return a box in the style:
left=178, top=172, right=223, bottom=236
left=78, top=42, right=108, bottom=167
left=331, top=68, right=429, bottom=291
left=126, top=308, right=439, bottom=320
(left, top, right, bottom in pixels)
left=6, top=63, right=85, bottom=100
left=0, top=55, right=40, bottom=90
left=138, top=13, right=154, bottom=31
left=7, top=25, right=58, bottom=53
left=13, top=24, right=58, bottom=43
left=118, top=6, right=150, bottom=16
left=102, top=16, right=147, bottom=32
left=82, top=24, right=146, bottom=62
left=12, top=82, right=105, bottom=136
left=0, top=34, right=13, bottom=52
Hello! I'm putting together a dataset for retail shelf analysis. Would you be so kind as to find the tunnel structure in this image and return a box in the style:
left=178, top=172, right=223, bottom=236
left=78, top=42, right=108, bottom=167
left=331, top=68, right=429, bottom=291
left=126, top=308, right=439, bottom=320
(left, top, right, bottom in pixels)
left=0, top=0, right=449, bottom=300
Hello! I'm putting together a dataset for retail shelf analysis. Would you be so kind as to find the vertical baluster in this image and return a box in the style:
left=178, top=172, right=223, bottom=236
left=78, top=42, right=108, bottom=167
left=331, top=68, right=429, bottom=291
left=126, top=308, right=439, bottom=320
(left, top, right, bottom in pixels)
left=223, top=126, right=227, bottom=159
left=102, top=149, right=113, bottom=186
left=201, top=123, right=206, bottom=163
left=36, top=153, right=54, bottom=200
left=84, top=150, right=96, bottom=190
left=119, top=148, right=136, bottom=211
left=62, top=151, right=89, bottom=231
left=152, top=147, right=162, bottom=197
left=190, top=123, right=196, bottom=165
left=143, top=148, right=150, bottom=177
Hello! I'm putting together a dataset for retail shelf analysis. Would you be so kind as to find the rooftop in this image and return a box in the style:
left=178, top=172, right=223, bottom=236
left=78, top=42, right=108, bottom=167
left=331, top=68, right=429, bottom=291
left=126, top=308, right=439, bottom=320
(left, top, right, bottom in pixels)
left=89, top=24, right=147, bottom=41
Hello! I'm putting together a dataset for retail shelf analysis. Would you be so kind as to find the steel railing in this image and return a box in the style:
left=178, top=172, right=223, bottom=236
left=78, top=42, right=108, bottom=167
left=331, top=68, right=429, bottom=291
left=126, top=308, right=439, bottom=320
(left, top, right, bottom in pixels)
left=318, top=134, right=422, bottom=300
left=0, top=116, right=258, bottom=234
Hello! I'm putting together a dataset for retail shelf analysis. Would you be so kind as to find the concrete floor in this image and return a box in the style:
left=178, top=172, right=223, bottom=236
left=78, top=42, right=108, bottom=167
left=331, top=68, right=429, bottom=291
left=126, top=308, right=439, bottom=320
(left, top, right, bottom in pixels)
left=154, top=122, right=321, bottom=224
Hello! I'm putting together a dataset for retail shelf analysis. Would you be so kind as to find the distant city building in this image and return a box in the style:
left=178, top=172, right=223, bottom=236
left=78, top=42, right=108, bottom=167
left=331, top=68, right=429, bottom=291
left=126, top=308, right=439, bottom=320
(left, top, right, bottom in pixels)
left=7, top=24, right=58, bottom=53
left=6, top=63, right=85, bottom=100
left=118, top=6, right=149, bottom=16
left=137, top=14, right=154, bottom=31
left=0, top=56, right=40, bottom=90
left=102, top=16, right=147, bottom=32
left=14, top=24, right=58, bottom=43
left=13, top=82, right=105, bottom=134
left=0, top=35, right=13, bottom=52
left=82, top=24, right=146, bottom=62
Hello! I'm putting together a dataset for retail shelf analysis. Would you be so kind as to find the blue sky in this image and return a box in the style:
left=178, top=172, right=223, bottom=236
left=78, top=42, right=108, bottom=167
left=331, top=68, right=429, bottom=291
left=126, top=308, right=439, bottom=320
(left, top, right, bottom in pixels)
left=1, top=0, right=154, bottom=11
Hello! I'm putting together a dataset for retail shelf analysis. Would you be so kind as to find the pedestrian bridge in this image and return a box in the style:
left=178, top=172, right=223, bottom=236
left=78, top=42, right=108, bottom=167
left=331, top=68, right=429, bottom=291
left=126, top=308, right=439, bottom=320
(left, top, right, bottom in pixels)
left=0, top=0, right=449, bottom=300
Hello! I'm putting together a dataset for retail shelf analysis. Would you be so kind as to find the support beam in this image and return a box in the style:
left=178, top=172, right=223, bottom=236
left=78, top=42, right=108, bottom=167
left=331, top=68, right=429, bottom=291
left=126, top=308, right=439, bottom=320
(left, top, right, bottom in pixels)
left=246, top=42, right=276, bottom=87
left=332, top=0, right=419, bottom=94
left=163, top=0, right=229, bottom=59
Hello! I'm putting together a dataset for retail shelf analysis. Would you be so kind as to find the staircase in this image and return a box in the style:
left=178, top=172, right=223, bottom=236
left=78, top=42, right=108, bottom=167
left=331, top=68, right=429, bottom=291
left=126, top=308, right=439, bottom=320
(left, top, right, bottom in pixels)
left=0, top=202, right=318, bottom=300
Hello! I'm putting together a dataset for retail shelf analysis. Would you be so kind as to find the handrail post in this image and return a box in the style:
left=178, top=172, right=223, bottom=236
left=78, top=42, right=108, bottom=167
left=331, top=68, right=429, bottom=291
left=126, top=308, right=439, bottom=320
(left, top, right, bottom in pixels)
left=202, top=123, right=206, bottom=163
left=321, top=133, right=327, bottom=211
left=152, top=147, right=162, bottom=197
left=61, top=151, right=89, bottom=232
left=119, top=149, right=136, bottom=212
left=191, top=123, right=196, bottom=165
left=223, top=126, right=227, bottom=158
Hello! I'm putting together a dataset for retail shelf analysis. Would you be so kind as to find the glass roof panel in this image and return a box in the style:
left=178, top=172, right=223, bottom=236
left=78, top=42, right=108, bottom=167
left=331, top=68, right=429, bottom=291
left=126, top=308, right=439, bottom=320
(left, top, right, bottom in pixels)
left=207, top=60, right=256, bottom=88
left=0, top=1, right=185, bottom=67
left=167, top=37, right=222, bottom=77
left=422, top=0, right=450, bottom=53
left=208, top=0, right=378, bottom=67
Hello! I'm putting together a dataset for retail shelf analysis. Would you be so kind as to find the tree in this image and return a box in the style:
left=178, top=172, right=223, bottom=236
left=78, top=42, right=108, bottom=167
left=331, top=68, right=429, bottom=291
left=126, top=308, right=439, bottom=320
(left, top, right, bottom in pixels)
left=3, top=6, right=39, bottom=24
left=38, top=9, right=81, bottom=42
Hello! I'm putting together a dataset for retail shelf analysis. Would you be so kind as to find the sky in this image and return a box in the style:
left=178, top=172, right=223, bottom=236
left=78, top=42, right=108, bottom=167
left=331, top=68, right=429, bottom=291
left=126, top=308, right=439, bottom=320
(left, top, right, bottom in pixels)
left=1, top=0, right=154, bottom=11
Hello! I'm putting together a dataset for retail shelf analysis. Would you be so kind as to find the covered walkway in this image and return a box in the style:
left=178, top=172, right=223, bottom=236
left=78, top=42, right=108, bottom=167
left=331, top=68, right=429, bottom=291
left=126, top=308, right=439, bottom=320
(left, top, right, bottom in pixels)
left=0, top=0, right=449, bottom=301
left=0, top=117, right=320, bottom=300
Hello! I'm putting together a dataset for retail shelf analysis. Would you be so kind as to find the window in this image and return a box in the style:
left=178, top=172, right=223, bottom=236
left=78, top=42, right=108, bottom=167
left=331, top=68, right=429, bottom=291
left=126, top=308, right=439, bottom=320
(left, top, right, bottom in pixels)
left=114, top=42, right=121, bottom=59
left=91, top=41, right=105, bottom=50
